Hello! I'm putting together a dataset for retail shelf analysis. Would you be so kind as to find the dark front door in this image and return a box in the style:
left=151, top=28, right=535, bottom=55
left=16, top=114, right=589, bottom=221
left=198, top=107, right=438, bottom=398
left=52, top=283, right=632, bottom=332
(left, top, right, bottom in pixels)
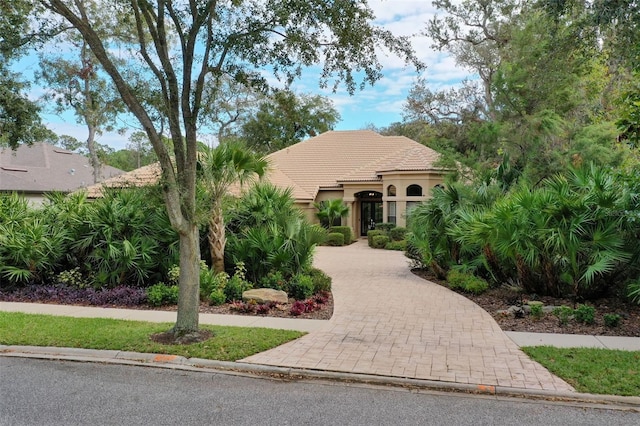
left=361, top=201, right=383, bottom=236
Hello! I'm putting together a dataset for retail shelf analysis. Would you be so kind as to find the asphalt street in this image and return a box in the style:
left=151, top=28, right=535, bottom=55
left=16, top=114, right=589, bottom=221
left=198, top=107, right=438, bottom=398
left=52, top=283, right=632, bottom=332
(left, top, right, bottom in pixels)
left=0, top=357, right=636, bottom=426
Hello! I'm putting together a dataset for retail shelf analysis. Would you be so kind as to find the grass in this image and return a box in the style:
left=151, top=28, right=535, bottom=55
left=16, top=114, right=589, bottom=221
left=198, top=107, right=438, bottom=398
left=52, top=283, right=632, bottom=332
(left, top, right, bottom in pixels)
left=0, top=312, right=304, bottom=361
left=523, top=346, right=640, bottom=396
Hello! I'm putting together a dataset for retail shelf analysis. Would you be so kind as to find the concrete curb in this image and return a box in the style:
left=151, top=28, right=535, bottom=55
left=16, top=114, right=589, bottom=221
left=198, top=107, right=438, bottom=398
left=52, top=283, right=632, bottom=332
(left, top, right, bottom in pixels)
left=2, top=345, right=639, bottom=410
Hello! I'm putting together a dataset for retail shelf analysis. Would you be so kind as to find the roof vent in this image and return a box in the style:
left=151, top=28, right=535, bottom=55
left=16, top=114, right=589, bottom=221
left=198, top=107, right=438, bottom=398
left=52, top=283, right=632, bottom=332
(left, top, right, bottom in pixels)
left=69, top=168, right=75, bottom=175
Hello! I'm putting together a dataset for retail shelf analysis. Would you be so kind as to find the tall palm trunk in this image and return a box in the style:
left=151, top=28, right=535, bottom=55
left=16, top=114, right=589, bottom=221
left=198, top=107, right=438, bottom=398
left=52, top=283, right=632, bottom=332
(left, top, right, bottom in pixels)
left=209, top=202, right=226, bottom=273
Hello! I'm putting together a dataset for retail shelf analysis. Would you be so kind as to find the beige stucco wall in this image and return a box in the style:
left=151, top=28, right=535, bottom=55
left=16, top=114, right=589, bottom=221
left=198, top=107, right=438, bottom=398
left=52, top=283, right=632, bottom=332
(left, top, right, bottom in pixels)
left=381, top=171, right=446, bottom=228
left=293, top=171, right=448, bottom=240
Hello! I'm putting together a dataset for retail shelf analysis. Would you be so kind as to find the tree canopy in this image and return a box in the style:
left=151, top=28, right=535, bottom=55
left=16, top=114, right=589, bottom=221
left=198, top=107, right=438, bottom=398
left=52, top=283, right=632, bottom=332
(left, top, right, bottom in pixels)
left=239, top=90, right=340, bottom=153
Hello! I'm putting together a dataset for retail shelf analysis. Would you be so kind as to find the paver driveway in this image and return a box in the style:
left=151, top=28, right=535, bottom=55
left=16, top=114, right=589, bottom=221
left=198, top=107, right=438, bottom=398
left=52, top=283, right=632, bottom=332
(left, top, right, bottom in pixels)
left=242, top=241, right=573, bottom=391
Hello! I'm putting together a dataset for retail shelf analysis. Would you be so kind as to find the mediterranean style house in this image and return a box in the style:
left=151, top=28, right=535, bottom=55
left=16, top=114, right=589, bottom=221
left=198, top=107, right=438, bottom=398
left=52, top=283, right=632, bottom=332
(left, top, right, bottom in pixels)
left=263, top=130, right=450, bottom=236
left=86, top=130, right=451, bottom=237
left=0, top=142, right=124, bottom=205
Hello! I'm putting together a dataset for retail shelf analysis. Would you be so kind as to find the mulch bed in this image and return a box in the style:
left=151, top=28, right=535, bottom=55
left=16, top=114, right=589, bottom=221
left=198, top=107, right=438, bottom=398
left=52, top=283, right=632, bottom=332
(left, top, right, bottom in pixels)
left=412, top=269, right=640, bottom=337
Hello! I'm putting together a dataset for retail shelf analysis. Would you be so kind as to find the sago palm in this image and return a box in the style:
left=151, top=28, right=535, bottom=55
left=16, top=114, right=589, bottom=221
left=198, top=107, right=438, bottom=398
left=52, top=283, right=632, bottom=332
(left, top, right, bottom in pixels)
left=199, top=143, right=268, bottom=272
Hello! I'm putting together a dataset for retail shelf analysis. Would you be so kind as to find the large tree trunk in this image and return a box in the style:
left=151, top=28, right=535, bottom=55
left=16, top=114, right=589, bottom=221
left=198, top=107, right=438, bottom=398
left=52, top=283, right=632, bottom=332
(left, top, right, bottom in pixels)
left=173, top=224, right=201, bottom=334
left=209, top=203, right=226, bottom=273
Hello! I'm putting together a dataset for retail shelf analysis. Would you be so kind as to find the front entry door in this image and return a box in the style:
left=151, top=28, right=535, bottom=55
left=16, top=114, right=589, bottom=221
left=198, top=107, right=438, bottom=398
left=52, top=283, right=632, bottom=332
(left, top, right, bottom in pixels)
left=360, top=201, right=383, bottom=236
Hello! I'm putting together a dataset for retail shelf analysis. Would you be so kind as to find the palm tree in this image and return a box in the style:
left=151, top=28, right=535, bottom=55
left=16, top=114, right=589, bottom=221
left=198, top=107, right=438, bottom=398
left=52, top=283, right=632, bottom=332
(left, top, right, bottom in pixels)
left=199, top=143, right=268, bottom=272
left=314, top=199, right=349, bottom=228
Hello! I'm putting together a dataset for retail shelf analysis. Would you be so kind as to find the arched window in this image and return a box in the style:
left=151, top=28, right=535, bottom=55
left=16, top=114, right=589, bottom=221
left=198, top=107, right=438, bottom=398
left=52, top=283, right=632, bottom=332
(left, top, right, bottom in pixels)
left=387, top=185, right=396, bottom=196
left=406, top=184, right=423, bottom=197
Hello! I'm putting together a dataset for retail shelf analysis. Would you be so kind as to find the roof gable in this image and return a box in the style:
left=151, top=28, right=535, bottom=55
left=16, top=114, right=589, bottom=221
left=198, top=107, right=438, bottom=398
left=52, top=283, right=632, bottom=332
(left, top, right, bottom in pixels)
left=266, top=130, right=444, bottom=195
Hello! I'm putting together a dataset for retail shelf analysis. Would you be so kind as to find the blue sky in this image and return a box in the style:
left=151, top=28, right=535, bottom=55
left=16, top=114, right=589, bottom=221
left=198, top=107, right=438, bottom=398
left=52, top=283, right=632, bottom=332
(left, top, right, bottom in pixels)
left=21, top=1, right=469, bottom=150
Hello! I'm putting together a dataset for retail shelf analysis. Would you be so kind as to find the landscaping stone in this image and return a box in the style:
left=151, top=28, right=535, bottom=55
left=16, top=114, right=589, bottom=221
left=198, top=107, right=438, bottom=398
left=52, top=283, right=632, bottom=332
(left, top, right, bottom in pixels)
left=242, top=288, right=288, bottom=304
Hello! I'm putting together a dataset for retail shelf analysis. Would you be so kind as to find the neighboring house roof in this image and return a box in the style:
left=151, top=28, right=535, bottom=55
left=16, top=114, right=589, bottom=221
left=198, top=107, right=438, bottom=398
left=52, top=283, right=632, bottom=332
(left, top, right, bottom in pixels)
left=85, top=162, right=161, bottom=198
left=0, top=143, right=124, bottom=194
left=266, top=130, right=446, bottom=198
left=82, top=130, right=447, bottom=200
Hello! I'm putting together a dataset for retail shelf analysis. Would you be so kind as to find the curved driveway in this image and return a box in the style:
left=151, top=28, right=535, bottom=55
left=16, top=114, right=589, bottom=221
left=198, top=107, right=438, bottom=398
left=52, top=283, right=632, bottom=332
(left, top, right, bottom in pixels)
left=242, top=241, right=573, bottom=392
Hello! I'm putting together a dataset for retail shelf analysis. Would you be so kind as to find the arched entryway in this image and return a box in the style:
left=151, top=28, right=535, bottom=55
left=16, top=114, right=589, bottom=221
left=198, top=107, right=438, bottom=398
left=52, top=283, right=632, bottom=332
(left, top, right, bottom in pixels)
left=355, top=190, right=383, bottom=236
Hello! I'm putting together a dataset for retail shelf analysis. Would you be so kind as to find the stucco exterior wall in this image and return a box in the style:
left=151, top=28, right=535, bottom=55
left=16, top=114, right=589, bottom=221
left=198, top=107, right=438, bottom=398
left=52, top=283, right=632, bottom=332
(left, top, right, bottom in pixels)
left=381, top=171, right=446, bottom=228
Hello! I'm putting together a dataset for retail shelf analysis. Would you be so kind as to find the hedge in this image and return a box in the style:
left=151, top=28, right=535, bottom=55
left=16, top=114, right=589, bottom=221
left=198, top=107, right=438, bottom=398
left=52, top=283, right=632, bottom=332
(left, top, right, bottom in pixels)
left=325, top=232, right=345, bottom=246
left=329, top=226, right=352, bottom=244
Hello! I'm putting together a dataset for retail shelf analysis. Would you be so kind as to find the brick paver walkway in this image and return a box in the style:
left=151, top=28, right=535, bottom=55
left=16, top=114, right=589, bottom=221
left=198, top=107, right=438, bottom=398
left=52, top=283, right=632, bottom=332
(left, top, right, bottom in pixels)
left=242, top=241, right=574, bottom=391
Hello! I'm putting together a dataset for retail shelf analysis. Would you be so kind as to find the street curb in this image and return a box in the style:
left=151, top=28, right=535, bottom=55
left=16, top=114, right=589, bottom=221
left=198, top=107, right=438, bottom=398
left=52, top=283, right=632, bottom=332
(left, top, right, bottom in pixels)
left=1, top=345, right=639, bottom=410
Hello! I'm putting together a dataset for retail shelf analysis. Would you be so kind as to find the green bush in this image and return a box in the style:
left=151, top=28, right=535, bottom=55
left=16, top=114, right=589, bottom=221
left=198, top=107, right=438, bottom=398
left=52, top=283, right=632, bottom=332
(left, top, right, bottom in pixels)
left=289, top=274, right=314, bottom=300
left=224, top=263, right=253, bottom=302
left=574, top=304, right=596, bottom=325
left=604, top=313, right=621, bottom=328
left=385, top=240, right=407, bottom=251
left=225, top=183, right=327, bottom=283
left=371, top=235, right=390, bottom=249
left=259, top=270, right=287, bottom=291
left=208, top=289, right=226, bottom=306
left=367, top=230, right=385, bottom=247
left=446, top=270, right=489, bottom=294
left=56, top=268, right=91, bottom=289
left=146, top=283, right=179, bottom=307
left=553, top=306, right=574, bottom=325
left=71, top=188, right=179, bottom=287
left=325, top=232, right=345, bottom=246
left=375, top=222, right=396, bottom=232
left=529, top=302, right=544, bottom=320
left=388, top=227, right=407, bottom=241
left=329, top=226, right=352, bottom=244
left=306, top=267, right=332, bottom=293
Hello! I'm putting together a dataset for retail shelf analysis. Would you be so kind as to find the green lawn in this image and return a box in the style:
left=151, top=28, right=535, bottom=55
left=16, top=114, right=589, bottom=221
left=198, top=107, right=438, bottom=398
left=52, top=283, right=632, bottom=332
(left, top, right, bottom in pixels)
left=523, top=346, right=640, bottom=396
left=0, top=312, right=303, bottom=361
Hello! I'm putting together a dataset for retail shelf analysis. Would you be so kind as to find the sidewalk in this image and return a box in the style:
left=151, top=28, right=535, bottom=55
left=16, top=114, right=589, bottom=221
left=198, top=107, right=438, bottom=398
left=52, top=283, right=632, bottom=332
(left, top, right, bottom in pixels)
left=2, top=301, right=638, bottom=350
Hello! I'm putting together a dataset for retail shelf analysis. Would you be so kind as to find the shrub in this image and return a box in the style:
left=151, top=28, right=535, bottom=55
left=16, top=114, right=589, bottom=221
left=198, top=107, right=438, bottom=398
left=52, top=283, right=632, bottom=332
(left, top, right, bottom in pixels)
left=325, top=232, right=345, bottom=246
left=289, top=274, right=314, bottom=300
left=371, top=235, right=390, bottom=249
left=208, top=289, right=226, bottom=306
left=259, top=270, right=287, bottom=291
left=200, top=267, right=228, bottom=301
left=446, top=270, right=489, bottom=294
left=224, top=275, right=253, bottom=302
left=290, top=300, right=306, bottom=316
left=388, top=227, right=407, bottom=241
left=306, top=267, right=332, bottom=293
left=574, top=304, right=596, bottom=325
left=553, top=305, right=574, bottom=325
left=375, top=222, right=396, bottom=232
left=329, top=226, right=352, bottom=244
left=146, top=283, right=179, bottom=307
left=71, top=188, right=179, bottom=287
left=529, top=302, right=544, bottom=320
left=604, top=313, right=621, bottom=328
left=385, top=240, right=407, bottom=251
left=367, top=230, right=385, bottom=247
left=56, top=268, right=91, bottom=289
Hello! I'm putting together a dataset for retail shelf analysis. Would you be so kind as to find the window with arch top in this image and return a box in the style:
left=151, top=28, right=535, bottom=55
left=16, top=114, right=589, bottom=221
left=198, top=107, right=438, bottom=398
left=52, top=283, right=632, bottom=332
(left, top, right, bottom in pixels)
left=387, top=185, right=396, bottom=196
left=406, top=184, right=423, bottom=197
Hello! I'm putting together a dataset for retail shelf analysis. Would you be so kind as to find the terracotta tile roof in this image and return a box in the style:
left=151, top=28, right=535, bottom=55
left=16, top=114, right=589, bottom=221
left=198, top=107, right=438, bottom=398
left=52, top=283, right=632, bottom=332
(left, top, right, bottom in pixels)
left=0, top=143, right=124, bottom=193
left=84, top=162, right=162, bottom=198
left=266, top=130, right=445, bottom=195
left=82, top=130, right=446, bottom=200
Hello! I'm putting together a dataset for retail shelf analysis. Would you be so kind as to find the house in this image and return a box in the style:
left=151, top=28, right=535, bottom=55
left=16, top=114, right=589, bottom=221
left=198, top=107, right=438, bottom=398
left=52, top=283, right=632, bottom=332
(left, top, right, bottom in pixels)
left=85, top=130, right=451, bottom=236
left=0, top=142, right=125, bottom=205
left=263, top=130, right=450, bottom=236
